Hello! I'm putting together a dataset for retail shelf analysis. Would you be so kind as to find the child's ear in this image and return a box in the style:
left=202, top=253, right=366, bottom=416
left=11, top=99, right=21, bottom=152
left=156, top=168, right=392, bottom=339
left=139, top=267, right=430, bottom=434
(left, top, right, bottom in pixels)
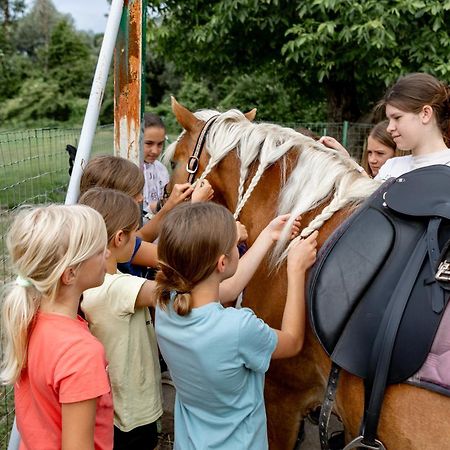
left=113, top=230, right=126, bottom=248
left=217, top=254, right=227, bottom=273
left=421, top=104, right=433, bottom=124
left=61, top=266, right=76, bottom=286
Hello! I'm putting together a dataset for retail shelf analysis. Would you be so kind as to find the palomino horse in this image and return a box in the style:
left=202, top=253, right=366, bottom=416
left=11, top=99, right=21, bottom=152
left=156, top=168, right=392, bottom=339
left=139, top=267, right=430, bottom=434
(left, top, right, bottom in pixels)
left=166, top=98, right=450, bottom=450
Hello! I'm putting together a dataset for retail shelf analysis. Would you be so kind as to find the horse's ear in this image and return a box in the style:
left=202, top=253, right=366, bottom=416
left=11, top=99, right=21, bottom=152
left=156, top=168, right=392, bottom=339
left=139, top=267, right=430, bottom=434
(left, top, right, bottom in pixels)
left=244, top=108, right=257, bottom=122
left=171, top=96, right=203, bottom=132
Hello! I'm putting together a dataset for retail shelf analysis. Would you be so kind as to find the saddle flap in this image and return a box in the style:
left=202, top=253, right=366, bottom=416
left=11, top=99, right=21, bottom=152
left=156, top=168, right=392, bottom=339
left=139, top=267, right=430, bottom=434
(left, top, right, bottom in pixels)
left=309, top=208, right=395, bottom=356
left=384, top=165, right=450, bottom=219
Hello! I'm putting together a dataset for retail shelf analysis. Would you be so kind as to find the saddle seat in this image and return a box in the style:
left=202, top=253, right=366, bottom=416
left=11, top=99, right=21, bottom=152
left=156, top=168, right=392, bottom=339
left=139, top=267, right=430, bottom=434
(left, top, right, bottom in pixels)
left=308, top=165, right=450, bottom=385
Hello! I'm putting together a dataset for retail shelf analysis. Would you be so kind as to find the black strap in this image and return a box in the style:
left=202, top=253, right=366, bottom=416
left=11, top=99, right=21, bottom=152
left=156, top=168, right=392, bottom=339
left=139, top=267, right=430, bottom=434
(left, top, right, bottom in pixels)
left=361, top=223, right=434, bottom=445
left=426, top=218, right=445, bottom=313
left=186, top=115, right=219, bottom=184
left=319, top=363, right=341, bottom=450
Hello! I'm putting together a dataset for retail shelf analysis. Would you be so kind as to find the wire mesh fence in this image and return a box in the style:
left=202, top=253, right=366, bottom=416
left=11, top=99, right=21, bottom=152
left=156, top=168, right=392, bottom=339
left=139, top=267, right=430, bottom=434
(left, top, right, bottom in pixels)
left=0, top=124, right=114, bottom=448
left=0, top=121, right=371, bottom=448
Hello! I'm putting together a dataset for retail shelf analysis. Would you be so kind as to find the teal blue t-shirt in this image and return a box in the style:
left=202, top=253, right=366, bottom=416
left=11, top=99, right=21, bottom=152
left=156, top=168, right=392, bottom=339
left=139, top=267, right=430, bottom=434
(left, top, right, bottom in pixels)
left=155, top=301, right=277, bottom=450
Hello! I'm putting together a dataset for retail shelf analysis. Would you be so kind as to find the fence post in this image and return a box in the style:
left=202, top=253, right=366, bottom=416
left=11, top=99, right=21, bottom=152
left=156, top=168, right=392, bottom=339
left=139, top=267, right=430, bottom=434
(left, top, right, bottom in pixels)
left=64, top=0, right=124, bottom=205
left=114, top=0, right=147, bottom=166
left=342, top=120, right=349, bottom=148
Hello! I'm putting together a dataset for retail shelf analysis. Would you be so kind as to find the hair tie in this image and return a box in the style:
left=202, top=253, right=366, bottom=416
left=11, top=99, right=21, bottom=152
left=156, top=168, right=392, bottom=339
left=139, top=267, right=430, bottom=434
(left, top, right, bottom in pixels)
left=16, top=275, right=33, bottom=288
left=170, top=289, right=190, bottom=300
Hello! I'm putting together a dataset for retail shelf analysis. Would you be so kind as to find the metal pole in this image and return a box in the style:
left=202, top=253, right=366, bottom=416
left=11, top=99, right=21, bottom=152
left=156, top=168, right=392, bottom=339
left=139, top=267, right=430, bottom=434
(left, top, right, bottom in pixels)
left=114, top=0, right=147, bottom=165
left=65, top=0, right=124, bottom=205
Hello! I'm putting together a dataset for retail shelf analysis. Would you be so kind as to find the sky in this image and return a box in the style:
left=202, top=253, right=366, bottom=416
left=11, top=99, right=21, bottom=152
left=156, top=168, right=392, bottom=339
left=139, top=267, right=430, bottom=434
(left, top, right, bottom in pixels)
left=27, top=0, right=111, bottom=33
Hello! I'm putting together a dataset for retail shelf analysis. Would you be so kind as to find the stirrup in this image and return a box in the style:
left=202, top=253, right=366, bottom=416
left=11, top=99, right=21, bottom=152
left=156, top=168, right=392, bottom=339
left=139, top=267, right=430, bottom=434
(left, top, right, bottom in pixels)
left=343, top=435, right=386, bottom=450
left=436, top=259, right=450, bottom=281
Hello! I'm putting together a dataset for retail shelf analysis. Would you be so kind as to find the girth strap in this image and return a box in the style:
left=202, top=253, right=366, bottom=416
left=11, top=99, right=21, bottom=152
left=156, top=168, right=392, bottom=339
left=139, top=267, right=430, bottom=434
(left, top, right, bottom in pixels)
left=361, top=220, right=441, bottom=446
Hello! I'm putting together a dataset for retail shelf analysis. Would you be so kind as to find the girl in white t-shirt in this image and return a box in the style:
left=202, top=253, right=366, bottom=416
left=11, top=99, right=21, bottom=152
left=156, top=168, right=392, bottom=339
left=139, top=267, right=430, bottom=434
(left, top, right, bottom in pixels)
left=376, top=72, right=450, bottom=181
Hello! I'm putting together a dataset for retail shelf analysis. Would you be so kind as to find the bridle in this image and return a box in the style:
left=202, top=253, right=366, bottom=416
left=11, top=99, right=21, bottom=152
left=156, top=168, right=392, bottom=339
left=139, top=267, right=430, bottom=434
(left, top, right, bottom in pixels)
left=185, top=115, right=219, bottom=184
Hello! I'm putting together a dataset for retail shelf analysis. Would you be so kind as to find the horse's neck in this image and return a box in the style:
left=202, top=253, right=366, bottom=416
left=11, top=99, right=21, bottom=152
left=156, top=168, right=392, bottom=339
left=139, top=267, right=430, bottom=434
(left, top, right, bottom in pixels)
left=239, top=150, right=299, bottom=243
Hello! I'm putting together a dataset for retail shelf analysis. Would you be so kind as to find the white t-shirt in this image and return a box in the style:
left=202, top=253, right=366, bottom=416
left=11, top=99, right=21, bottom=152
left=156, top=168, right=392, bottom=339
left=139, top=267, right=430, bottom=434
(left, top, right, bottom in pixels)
left=142, top=160, right=170, bottom=213
left=81, top=272, right=162, bottom=431
left=376, top=149, right=450, bottom=182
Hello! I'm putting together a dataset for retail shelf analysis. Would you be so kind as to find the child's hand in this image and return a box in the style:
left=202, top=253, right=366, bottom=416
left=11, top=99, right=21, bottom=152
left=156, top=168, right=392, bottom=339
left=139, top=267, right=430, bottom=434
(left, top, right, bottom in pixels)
left=319, top=136, right=350, bottom=157
left=165, top=183, right=194, bottom=209
left=236, top=221, right=248, bottom=243
left=287, top=230, right=318, bottom=274
left=266, top=214, right=301, bottom=242
left=192, top=179, right=214, bottom=203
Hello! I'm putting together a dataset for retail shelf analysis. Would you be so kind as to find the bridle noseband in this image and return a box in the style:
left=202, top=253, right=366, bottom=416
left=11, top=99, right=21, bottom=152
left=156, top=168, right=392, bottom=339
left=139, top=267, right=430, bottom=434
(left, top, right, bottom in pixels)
left=186, top=115, right=219, bottom=184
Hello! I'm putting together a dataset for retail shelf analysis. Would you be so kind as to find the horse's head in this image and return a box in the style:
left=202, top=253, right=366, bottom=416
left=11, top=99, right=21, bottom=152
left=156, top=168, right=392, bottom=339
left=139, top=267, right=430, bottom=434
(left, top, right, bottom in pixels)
left=165, top=97, right=257, bottom=211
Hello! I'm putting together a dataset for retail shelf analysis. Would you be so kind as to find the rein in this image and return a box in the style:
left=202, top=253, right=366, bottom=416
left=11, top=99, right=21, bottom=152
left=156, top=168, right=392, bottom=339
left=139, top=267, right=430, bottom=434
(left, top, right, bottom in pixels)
left=186, top=115, right=219, bottom=184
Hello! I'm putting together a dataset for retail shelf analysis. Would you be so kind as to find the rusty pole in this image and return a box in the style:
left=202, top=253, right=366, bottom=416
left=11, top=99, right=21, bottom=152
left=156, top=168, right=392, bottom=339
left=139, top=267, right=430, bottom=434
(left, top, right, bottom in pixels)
left=114, top=0, right=147, bottom=165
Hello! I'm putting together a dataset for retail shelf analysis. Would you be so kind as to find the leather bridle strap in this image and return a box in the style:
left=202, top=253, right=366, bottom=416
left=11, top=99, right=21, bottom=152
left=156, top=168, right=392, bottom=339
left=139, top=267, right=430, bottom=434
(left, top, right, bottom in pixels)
left=186, top=115, right=219, bottom=184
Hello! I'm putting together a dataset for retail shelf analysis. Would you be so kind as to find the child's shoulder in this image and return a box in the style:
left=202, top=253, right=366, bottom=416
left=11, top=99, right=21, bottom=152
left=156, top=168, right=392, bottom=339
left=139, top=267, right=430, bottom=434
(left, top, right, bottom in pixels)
left=83, top=272, right=147, bottom=308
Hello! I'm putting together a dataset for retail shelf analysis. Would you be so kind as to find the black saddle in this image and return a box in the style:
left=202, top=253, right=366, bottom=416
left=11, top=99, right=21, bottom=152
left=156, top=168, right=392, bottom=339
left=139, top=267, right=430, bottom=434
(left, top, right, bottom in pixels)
left=308, top=165, right=450, bottom=448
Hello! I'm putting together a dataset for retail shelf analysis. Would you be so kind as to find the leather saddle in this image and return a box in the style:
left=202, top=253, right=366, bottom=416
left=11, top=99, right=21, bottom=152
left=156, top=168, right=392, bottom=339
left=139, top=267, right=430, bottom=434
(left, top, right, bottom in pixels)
left=308, top=165, right=450, bottom=447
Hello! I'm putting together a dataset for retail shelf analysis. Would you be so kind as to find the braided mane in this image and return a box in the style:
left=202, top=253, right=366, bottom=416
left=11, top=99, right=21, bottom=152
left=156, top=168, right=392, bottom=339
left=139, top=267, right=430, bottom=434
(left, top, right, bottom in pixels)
left=166, top=109, right=380, bottom=264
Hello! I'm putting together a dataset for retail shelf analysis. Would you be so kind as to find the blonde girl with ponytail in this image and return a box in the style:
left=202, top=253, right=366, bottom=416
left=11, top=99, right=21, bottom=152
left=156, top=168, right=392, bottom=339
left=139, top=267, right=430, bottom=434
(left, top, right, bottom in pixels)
left=155, top=202, right=317, bottom=450
left=0, top=204, right=113, bottom=450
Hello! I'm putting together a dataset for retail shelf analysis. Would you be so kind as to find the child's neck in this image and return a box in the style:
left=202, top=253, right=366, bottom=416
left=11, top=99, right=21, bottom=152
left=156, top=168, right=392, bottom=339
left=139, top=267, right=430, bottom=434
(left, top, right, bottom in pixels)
left=106, top=250, right=119, bottom=274
left=39, top=289, right=81, bottom=319
left=190, top=278, right=220, bottom=309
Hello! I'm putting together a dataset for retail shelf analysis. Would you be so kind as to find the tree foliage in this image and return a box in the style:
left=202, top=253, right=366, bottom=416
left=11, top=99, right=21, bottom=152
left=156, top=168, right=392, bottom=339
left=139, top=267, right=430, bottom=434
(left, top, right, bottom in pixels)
left=0, top=0, right=101, bottom=126
left=149, top=0, right=450, bottom=121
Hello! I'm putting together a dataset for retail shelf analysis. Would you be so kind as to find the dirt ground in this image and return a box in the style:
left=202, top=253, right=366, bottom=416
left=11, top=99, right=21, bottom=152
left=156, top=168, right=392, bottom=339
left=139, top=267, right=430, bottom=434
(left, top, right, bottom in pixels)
left=157, top=371, right=343, bottom=450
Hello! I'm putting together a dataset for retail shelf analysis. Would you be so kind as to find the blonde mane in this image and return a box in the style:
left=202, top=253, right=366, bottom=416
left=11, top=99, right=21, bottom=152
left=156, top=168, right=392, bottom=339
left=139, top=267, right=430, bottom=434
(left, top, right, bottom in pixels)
left=167, top=109, right=380, bottom=263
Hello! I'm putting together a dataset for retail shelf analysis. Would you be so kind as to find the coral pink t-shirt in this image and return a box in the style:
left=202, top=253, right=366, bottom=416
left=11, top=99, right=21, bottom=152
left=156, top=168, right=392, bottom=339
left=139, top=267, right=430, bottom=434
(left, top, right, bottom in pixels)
left=15, top=312, right=113, bottom=450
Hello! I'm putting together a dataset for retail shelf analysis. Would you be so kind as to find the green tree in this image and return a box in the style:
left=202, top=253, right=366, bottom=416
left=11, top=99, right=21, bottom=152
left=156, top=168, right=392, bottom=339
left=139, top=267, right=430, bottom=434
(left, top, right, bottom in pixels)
left=47, top=19, right=94, bottom=97
left=149, top=0, right=450, bottom=121
left=14, top=0, right=66, bottom=61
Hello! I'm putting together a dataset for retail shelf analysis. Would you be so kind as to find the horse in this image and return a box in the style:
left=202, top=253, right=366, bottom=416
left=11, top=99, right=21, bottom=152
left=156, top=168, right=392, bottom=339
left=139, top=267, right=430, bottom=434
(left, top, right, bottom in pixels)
left=165, top=97, right=450, bottom=450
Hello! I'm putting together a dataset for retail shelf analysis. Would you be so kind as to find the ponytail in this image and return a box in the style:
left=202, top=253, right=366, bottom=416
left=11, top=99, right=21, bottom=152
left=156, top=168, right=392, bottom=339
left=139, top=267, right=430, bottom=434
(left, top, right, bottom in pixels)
left=0, top=283, right=40, bottom=385
left=155, top=262, right=194, bottom=316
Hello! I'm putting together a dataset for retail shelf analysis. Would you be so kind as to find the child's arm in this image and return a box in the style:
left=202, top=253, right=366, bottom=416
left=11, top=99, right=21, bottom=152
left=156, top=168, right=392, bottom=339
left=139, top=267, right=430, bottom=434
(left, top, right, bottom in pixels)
left=61, top=399, right=97, bottom=450
left=134, top=280, right=157, bottom=308
left=219, top=214, right=300, bottom=304
left=131, top=241, right=158, bottom=268
left=271, top=231, right=318, bottom=359
left=138, top=183, right=194, bottom=242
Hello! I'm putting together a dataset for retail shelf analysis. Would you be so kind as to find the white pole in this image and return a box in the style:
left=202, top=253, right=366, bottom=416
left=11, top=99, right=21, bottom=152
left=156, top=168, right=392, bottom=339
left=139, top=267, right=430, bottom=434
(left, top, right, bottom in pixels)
left=65, top=0, right=124, bottom=205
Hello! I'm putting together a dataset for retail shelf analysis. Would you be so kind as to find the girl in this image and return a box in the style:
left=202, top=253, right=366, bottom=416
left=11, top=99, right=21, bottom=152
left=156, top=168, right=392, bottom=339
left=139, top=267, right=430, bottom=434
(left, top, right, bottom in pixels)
left=376, top=72, right=450, bottom=181
left=142, top=112, right=170, bottom=216
left=154, top=202, right=318, bottom=450
left=0, top=204, right=113, bottom=450
left=79, top=154, right=213, bottom=277
left=79, top=187, right=163, bottom=450
left=361, top=120, right=397, bottom=177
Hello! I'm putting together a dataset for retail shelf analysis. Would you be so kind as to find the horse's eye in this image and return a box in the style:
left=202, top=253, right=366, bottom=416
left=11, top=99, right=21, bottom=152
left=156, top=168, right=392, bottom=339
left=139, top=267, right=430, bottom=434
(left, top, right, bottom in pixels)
left=170, top=161, right=176, bottom=170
